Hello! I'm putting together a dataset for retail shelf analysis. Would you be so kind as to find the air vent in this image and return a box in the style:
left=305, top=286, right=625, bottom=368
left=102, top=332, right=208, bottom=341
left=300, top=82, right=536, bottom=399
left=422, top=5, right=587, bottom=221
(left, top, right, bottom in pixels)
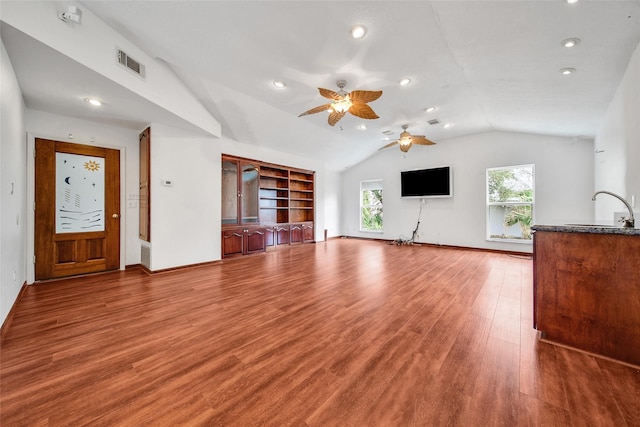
left=117, top=49, right=146, bottom=78
left=427, top=119, right=440, bottom=125
left=382, top=130, right=394, bottom=136
left=141, top=245, right=151, bottom=269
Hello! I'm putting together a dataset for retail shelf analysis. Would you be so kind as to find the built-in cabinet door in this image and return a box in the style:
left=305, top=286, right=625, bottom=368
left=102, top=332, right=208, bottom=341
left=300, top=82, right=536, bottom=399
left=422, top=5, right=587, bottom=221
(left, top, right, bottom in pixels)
left=222, top=159, right=239, bottom=225
left=222, top=229, right=244, bottom=257
left=241, top=163, right=259, bottom=224
left=222, top=157, right=260, bottom=225
left=245, top=228, right=265, bottom=254
left=275, top=225, right=290, bottom=245
left=302, top=223, right=314, bottom=242
left=265, top=227, right=275, bottom=247
left=290, top=224, right=303, bottom=244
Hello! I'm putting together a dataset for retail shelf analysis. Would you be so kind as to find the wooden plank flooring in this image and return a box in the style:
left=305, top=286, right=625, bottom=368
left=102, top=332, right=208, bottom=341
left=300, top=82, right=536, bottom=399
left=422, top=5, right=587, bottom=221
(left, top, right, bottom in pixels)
left=1, top=238, right=639, bottom=426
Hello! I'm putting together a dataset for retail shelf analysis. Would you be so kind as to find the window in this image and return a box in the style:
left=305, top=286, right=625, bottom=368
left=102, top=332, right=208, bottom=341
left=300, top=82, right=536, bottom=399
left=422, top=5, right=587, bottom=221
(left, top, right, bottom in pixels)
left=360, top=180, right=383, bottom=232
left=486, top=165, right=534, bottom=242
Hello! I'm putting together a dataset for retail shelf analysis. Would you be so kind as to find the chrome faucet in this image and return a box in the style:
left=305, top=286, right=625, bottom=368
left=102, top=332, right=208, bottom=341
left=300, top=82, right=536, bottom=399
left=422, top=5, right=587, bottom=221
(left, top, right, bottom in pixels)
left=592, top=191, right=635, bottom=228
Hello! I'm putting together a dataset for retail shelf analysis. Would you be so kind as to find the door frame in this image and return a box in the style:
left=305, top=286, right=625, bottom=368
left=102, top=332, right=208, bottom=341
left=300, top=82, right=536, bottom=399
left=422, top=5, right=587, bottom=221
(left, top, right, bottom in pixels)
left=26, top=133, right=127, bottom=283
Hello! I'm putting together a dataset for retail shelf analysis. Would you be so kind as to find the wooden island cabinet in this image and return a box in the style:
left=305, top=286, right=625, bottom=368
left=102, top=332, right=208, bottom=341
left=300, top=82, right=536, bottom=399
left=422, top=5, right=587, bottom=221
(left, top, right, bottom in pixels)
left=221, top=155, right=315, bottom=258
left=532, top=225, right=640, bottom=365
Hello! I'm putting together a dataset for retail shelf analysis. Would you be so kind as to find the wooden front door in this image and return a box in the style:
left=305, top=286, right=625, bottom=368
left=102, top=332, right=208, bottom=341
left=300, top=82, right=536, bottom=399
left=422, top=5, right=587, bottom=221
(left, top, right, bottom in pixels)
left=35, top=139, right=120, bottom=280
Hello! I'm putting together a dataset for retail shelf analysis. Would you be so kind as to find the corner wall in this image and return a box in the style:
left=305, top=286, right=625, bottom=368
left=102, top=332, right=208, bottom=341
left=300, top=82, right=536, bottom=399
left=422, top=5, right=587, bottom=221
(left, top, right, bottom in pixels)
left=594, top=40, right=640, bottom=222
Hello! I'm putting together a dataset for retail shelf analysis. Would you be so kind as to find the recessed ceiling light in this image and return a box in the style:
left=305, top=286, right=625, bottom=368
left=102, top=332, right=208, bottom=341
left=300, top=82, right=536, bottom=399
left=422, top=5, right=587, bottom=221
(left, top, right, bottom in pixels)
left=560, top=67, right=576, bottom=75
left=566, top=0, right=579, bottom=4
left=425, top=106, right=437, bottom=113
left=357, top=124, right=367, bottom=130
left=351, top=24, right=367, bottom=39
left=443, top=123, right=453, bottom=129
left=399, top=77, right=412, bottom=86
left=562, top=38, right=581, bottom=48
left=83, top=97, right=102, bottom=106
left=273, top=80, right=286, bottom=88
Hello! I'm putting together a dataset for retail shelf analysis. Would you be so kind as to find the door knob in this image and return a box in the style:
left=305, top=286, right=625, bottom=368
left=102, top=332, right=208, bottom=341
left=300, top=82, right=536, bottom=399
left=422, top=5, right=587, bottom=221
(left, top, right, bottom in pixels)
left=112, top=214, right=120, bottom=219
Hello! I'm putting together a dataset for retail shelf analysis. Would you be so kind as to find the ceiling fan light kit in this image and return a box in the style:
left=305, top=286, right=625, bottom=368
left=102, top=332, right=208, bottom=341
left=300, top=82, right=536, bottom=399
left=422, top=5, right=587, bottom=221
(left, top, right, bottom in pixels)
left=378, top=124, right=437, bottom=152
left=298, top=80, right=382, bottom=126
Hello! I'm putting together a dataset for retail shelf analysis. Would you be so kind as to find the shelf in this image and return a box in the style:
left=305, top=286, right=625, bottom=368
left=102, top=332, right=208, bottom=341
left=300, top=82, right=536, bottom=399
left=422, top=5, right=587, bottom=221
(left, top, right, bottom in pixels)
left=260, top=196, right=289, bottom=200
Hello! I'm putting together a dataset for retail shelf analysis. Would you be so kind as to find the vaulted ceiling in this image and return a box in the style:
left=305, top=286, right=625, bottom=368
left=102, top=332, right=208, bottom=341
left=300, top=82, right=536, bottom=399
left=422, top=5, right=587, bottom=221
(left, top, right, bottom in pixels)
left=3, top=1, right=640, bottom=169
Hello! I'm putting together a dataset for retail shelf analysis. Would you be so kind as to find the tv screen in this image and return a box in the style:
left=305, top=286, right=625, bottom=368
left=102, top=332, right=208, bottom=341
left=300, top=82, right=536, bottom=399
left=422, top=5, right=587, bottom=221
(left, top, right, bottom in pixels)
left=401, top=166, right=452, bottom=198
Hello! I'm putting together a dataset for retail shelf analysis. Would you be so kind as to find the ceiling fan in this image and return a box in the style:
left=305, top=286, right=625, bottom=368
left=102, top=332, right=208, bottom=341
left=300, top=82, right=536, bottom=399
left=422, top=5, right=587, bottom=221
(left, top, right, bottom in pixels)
left=298, top=80, right=382, bottom=126
left=379, top=125, right=437, bottom=152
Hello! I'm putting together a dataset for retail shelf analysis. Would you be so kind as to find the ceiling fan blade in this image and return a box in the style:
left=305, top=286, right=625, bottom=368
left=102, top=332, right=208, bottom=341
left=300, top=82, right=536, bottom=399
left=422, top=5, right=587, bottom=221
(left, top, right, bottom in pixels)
left=411, top=135, right=437, bottom=145
left=378, top=140, right=399, bottom=151
left=348, top=103, right=379, bottom=120
left=319, top=88, right=342, bottom=100
left=328, top=110, right=347, bottom=126
left=298, top=103, right=332, bottom=117
left=349, top=90, right=383, bottom=103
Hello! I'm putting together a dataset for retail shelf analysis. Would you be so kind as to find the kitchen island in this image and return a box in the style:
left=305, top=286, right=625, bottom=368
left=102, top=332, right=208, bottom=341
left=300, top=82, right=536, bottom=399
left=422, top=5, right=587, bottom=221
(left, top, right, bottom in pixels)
left=532, top=224, right=640, bottom=366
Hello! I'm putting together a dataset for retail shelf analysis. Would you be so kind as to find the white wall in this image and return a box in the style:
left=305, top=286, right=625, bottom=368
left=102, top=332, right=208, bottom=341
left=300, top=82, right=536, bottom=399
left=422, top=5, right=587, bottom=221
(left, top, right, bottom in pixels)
left=148, top=124, right=220, bottom=270
left=1, top=40, right=27, bottom=325
left=322, top=168, right=342, bottom=238
left=342, top=131, right=594, bottom=253
left=594, top=40, right=640, bottom=223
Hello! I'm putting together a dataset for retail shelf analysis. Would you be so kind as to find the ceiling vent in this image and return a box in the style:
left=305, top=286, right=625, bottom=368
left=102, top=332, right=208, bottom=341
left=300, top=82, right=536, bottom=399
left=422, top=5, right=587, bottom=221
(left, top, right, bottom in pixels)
left=117, top=49, right=145, bottom=78
left=427, top=119, right=440, bottom=125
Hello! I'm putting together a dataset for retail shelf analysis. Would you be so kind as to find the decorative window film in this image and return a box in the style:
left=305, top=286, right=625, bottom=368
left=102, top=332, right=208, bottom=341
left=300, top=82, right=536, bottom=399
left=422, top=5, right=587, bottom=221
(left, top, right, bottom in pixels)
left=56, top=152, right=105, bottom=233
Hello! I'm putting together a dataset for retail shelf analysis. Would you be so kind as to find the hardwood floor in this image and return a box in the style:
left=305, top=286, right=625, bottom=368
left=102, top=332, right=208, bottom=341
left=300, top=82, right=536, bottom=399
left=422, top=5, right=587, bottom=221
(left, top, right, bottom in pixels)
left=1, top=238, right=639, bottom=426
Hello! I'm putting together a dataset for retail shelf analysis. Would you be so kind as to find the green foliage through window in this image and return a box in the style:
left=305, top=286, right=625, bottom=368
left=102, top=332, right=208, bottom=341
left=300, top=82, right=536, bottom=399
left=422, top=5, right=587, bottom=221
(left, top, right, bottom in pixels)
left=487, top=166, right=534, bottom=241
left=361, top=182, right=383, bottom=231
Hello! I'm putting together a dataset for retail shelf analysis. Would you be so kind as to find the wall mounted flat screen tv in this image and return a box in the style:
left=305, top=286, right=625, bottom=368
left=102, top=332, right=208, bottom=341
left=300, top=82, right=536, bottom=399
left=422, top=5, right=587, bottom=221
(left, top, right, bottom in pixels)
left=401, top=166, right=452, bottom=198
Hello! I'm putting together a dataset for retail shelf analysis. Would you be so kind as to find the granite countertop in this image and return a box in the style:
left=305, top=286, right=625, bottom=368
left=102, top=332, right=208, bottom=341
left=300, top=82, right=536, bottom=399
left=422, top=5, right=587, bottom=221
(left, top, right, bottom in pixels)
left=532, top=224, right=640, bottom=236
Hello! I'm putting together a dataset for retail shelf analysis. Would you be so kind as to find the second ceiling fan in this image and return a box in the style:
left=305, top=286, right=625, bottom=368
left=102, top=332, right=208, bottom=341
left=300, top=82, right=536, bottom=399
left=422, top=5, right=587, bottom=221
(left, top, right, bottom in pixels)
left=298, top=80, right=382, bottom=126
left=379, top=125, right=437, bottom=152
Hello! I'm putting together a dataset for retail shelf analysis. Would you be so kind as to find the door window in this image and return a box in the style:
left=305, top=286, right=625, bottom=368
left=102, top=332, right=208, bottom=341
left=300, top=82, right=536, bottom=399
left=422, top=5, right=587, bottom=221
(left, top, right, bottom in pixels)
left=55, top=152, right=105, bottom=233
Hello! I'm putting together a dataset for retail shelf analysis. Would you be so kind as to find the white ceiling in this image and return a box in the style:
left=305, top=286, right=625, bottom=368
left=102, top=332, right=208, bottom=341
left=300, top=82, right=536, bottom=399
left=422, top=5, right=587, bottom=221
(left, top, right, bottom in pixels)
left=3, top=1, right=640, bottom=169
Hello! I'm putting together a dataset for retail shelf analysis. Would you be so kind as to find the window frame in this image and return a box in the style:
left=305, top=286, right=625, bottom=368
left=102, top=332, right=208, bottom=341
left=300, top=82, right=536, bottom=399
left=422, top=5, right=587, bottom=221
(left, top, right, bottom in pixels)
left=486, top=164, right=535, bottom=244
left=360, top=179, right=383, bottom=233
